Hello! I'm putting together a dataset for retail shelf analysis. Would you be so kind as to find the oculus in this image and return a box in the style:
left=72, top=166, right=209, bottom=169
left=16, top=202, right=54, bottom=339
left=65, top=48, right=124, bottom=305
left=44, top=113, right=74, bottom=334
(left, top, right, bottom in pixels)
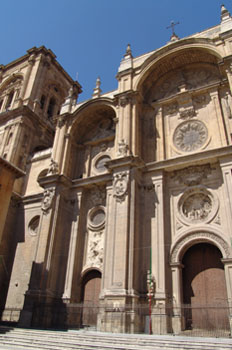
left=28, top=216, right=40, bottom=236
left=88, top=206, right=105, bottom=230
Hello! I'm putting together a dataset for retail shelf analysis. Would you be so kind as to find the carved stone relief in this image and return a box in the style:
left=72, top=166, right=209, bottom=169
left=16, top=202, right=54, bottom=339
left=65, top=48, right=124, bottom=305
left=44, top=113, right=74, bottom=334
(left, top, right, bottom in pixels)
left=86, top=230, right=104, bottom=269
left=118, top=139, right=129, bottom=157
left=182, top=193, right=212, bottom=222
left=151, top=65, right=220, bottom=102
left=171, top=164, right=212, bottom=186
left=164, top=103, right=178, bottom=115
left=113, top=172, right=128, bottom=203
left=94, top=154, right=111, bottom=173
left=41, top=188, right=55, bottom=214
left=221, top=92, right=232, bottom=119
left=47, top=158, right=59, bottom=175
left=178, top=187, right=218, bottom=225
left=173, top=120, right=208, bottom=152
left=84, top=205, right=106, bottom=270
left=89, top=186, right=106, bottom=207
left=179, top=107, right=196, bottom=120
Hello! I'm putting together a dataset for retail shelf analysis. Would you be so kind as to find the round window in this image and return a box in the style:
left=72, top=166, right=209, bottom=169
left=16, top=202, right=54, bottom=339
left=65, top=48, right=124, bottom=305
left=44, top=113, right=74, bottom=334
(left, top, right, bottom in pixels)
left=88, top=206, right=105, bottom=230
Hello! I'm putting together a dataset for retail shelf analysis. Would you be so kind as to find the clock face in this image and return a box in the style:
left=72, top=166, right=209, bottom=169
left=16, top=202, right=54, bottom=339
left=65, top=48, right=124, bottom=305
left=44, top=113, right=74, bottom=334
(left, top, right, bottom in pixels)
left=173, top=120, right=208, bottom=152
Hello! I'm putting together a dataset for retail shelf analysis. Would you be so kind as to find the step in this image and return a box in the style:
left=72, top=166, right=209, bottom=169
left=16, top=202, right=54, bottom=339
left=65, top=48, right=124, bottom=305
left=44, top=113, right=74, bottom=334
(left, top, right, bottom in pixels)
left=0, top=326, right=231, bottom=350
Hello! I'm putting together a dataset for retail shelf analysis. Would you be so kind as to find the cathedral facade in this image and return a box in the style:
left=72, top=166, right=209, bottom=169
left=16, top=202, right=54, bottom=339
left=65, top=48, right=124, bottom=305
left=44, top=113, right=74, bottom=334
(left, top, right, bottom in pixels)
left=1, top=6, right=232, bottom=334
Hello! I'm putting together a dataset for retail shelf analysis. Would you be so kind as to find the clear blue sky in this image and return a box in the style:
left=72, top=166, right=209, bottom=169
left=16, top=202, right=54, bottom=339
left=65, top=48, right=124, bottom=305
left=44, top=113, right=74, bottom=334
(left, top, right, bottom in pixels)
left=0, top=0, right=230, bottom=101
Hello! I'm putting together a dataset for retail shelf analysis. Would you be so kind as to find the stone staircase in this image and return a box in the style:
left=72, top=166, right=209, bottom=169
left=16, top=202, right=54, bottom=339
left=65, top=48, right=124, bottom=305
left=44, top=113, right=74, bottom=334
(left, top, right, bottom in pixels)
left=0, top=326, right=232, bottom=350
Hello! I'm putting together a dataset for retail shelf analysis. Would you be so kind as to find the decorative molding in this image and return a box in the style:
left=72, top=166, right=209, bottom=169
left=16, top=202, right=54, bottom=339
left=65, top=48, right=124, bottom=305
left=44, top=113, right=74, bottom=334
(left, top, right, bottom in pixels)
left=113, top=172, right=128, bottom=203
left=176, top=220, right=183, bottom=231
left=171, top=231, right=230, bottom=263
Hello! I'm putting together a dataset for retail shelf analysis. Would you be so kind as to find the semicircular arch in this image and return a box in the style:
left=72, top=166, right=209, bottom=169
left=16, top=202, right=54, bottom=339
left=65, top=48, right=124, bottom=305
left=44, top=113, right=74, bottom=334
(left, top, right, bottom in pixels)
left=70, top=99, right=117, bottom=143
left=0, top=73, right=24, bottom=93
left=135, top=40, right=224, bottom=94
left=170, top=228, right=231, bottom=264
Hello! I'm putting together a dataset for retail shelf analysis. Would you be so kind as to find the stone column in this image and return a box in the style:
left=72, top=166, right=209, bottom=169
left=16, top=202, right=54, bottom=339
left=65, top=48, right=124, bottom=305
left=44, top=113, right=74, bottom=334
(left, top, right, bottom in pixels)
left=220, top=157, right=232, bottom=229
left=209, top=89, right=228, bottom=146
left=225, top=63, right=232, bottom=95
left=170, top=263, right=184, bottom=334
left=155, top=106, right=164, bottom=161
left=117, top=95, right=132, bottom=156
left=103, top=169, right=130, bottom=295
left=19, top=183, right=60, bottom=327
left=222, top=258, right=232, bottom=333
left=100, top=161, right=140, bottom=333
left=150, top=170, right=168, bottom=334
left=51, top=117, right=67, bottom=173
left=62, top=189, right=83, bottom=301
left=18, top=54, right=36, bottom=106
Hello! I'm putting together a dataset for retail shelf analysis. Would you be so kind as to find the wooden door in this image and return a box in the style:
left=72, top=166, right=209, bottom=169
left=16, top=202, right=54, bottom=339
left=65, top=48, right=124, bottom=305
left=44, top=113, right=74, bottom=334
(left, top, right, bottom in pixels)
left=82, top=270, right=101, bottom=326
left=182, top=243, right=229, bottom=330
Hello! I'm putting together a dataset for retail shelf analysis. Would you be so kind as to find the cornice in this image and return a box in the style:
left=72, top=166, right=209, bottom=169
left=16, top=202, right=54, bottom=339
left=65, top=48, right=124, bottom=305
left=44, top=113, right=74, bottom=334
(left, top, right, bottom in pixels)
left=144, top=145, right=232, bottom=173
left=0, top=157, right=25, bottom=178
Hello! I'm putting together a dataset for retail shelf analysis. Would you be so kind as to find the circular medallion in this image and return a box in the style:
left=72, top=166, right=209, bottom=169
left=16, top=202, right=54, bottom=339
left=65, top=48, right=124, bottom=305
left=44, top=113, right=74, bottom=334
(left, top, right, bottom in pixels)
left=173, top=120, right=208, bottom=152
left=178, top=187, right=217, bottom=225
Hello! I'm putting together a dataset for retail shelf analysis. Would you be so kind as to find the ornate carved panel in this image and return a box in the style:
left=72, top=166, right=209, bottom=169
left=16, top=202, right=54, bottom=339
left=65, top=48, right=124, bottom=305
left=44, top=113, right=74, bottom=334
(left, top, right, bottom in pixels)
left=171, top=164, right=212, bottom=186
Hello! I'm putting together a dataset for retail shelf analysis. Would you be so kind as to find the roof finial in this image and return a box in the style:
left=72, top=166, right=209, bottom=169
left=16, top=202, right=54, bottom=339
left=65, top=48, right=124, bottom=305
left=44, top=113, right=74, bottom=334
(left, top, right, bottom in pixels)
left=221, top=4, right=232, bottom=33
left=221, top=4, right=231, bottom=21
left=92, top=76, right=102, bottom=98
left=124, top=44, right=133, bottom=59
left=167, top=21, right=180, bottom=42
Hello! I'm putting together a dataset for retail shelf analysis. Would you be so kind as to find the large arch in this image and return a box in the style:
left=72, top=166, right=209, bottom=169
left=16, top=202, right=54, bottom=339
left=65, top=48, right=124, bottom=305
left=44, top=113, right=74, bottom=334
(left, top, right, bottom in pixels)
left=66, top=100, right=117, bottom=179
left=135, top=39, right=224, bottom=93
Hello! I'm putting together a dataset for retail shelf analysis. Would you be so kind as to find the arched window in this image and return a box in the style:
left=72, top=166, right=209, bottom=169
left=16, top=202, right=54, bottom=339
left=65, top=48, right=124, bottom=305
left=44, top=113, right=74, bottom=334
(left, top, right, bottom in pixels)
left=5, top=91, right=14, bottom=110
left=6, top=132, right=13, bottom=146
left=47, top=97, right=56, bottom=118
left=40, top=95, right=46, bottom=109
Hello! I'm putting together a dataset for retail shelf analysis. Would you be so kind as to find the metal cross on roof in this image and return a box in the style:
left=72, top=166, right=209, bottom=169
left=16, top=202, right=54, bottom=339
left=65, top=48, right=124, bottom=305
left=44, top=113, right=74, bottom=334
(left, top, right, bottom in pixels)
left=167, top=21, right=180, bottom=36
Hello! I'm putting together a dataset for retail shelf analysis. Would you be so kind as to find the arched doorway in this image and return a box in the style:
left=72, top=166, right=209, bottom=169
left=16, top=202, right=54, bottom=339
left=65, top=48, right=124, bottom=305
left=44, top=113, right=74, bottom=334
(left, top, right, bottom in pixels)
left=81, top=270, right=101, bottom=327
left=182, top=243, right=229, bottom=331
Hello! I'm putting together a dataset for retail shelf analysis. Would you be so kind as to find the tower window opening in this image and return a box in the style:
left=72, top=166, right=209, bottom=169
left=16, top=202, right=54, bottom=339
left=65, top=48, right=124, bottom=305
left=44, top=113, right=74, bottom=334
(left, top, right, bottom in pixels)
left=40, top=95, right=46, bottom=109
left=47, top=97, right=56, bottom=118
left=5, top=91, right=14, bottom=110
